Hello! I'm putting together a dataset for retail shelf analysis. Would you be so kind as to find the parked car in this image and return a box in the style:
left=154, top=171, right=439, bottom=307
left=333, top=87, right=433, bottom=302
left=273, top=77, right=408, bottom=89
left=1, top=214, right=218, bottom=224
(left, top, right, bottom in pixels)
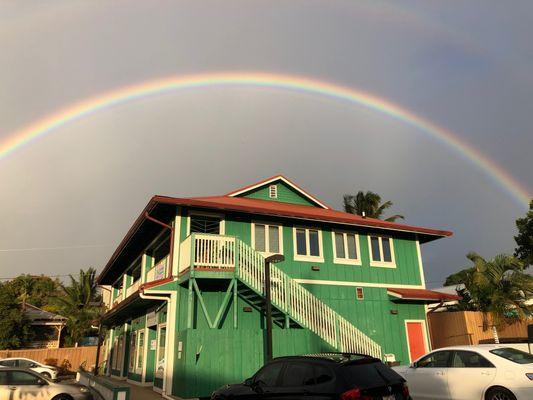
left=0, top=357, right=59, bottom=379
left=393, top=345, right=533, bottom=400
left=211, top=353, right=411, bottom=399
left=0, top=367, right=92, bottom=400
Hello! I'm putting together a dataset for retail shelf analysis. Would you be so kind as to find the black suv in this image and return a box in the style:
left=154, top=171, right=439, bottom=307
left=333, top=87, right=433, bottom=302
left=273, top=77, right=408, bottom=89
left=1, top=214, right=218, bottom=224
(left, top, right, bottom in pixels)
left=211, top=353, right=410, bottom=399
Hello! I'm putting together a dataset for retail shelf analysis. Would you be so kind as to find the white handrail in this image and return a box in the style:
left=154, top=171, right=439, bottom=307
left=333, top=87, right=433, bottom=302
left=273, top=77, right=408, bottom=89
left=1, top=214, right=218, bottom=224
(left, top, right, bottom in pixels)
left=236, top=239, right=382, bottom=359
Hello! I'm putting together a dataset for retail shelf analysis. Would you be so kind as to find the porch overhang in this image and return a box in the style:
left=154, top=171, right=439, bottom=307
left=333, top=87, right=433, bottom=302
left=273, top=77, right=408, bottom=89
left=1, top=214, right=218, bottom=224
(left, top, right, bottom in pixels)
left=101, top=291, right=165, bottom=326
left=387, top=288, right=461, bottom=304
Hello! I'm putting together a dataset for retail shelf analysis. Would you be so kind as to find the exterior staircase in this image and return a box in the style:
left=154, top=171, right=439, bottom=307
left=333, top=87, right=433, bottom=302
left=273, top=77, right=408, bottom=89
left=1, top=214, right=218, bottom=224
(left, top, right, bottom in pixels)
left=179, top=233, right=382, bottom=359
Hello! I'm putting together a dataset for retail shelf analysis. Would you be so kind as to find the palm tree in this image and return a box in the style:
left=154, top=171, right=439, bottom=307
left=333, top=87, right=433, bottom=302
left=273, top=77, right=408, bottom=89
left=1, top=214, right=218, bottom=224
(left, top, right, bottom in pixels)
left=55, top=268, right=102, bottom=346
left=460, top=252, right=533, bottom=343
left=343, top=191, right=404, bottom=222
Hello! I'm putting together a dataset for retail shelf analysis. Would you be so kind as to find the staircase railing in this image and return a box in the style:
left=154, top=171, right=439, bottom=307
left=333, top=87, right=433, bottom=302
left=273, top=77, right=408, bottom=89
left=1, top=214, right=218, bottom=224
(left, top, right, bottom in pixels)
left=236, top=239, right=382, bottom=359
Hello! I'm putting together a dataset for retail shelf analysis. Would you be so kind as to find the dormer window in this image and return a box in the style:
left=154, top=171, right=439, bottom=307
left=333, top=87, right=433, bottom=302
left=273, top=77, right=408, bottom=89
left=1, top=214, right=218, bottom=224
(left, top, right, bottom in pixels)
left=269, top=185, right=278, bottom=198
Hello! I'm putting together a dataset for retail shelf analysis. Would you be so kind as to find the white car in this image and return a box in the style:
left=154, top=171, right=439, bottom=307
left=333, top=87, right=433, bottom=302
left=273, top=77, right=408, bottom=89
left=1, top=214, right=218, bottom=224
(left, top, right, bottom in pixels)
left=0, top=357, right=59, bottom=380
left=393, top=345, right=533, bottom=400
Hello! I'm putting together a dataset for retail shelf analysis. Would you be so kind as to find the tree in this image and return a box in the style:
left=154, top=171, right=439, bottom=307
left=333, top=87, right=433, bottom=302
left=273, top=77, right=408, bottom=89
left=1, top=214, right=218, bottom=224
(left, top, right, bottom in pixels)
left=0, top=283, right=33, bottom=349
left=514, top=200, right=533, bottom=266
left=343, top=190, right=404, bottom=222
left=444, top=267, right=474, bottom=286
left=55, top=268, right=102, bottom=346
left=459, top=252, right=533, bottom=343
left=6, top=275, right=62, bottom=311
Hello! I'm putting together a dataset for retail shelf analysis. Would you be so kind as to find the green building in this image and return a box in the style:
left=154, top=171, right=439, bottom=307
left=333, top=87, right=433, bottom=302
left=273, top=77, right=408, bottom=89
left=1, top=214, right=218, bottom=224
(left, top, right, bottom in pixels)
left=97, top=175, right=456, bottom=399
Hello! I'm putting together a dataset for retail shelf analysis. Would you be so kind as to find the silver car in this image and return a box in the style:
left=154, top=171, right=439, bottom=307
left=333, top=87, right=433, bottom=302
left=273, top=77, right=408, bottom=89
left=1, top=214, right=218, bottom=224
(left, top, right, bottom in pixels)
left=0, top=367, right=92, bottom=400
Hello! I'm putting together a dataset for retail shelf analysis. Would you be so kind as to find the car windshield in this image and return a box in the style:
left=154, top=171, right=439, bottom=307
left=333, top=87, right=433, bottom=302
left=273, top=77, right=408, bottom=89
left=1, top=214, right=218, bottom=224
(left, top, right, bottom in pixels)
left=342, top=360, right=403, bottom=389
left=490, top=348, right=533, bottom=364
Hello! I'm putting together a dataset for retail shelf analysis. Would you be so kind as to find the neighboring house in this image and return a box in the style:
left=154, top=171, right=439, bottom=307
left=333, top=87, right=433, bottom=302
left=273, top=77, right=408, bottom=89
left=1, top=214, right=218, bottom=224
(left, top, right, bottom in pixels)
left=23, top=303, right=67, bottom=349
left=97, top=175, right=457, bottom=399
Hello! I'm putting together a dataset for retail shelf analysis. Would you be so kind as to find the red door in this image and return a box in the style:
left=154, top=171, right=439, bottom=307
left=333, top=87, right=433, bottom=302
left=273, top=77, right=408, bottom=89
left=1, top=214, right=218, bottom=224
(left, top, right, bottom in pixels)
left=406, top=321, right=428, bottom=361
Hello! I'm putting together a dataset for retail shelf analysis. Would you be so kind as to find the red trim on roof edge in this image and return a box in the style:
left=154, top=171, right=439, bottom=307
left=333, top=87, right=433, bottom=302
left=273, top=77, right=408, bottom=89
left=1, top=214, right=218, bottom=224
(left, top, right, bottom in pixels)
left=225, top=175, right=331, bottom=209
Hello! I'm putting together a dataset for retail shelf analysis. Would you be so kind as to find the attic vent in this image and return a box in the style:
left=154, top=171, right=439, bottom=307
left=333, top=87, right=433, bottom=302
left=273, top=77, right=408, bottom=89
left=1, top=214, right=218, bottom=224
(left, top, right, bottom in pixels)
left=269, top=185, right=278, bottom=198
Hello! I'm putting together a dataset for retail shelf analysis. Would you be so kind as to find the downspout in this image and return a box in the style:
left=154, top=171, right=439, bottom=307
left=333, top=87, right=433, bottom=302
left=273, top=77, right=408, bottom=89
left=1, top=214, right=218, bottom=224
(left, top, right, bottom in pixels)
left=144, top=212, right=174, bottom=279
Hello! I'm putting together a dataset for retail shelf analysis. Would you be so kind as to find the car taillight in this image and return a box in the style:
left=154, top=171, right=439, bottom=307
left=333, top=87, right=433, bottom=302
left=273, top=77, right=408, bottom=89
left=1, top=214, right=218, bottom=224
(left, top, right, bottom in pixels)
left=526, top=373, right=533, bottom=381
left=340, top=387, right=372, bottom=400
left=402, top=383, right=410, bottom=398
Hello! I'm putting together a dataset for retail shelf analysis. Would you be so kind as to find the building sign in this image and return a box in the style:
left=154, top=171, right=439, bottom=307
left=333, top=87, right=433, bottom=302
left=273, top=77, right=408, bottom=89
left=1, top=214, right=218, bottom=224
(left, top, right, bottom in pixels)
left=146, top=311, right=157, bottom=327
left=150, top=339, right=157, bottom=351
left=154, top=260, right=166, bottom=280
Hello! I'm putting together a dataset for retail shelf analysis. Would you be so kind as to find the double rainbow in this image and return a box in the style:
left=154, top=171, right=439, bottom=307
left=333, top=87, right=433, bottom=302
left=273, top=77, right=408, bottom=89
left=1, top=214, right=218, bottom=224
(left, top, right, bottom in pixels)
left=0, top=72, right=529, bottom=206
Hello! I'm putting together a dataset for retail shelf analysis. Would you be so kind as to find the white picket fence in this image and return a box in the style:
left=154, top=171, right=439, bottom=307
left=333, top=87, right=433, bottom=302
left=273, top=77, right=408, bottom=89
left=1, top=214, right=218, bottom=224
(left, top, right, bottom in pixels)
left=178, top=233, right=382, bottom=359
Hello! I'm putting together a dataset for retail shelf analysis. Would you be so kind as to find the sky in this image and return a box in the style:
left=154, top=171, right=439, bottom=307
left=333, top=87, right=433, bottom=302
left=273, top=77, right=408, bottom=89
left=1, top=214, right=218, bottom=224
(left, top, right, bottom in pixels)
left=0, top=0, right=531, bottom=288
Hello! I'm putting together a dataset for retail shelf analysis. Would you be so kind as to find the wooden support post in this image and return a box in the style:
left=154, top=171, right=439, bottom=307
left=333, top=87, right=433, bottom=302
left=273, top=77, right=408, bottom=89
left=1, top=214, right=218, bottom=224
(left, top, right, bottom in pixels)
left=187, top=279, right=194, bottom=329
left=233, top=278, right=238, bottom=329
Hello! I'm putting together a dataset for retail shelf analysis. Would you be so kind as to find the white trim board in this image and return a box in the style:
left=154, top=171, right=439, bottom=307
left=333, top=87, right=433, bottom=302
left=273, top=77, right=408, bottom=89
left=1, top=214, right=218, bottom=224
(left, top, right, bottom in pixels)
left=294, top=279, right=424, bottom=289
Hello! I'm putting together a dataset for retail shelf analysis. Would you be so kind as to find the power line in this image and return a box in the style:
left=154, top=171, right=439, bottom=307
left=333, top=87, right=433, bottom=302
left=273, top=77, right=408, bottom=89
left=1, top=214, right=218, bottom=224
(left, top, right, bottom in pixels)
left=0, top=244, right=110, bottom=252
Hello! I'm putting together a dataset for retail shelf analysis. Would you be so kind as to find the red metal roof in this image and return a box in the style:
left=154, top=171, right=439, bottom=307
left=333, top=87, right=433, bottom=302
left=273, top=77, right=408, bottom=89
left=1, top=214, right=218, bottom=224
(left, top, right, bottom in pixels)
left=154, top=195, right=453, bottom=238
left=387, top=288, right=461, bottom=302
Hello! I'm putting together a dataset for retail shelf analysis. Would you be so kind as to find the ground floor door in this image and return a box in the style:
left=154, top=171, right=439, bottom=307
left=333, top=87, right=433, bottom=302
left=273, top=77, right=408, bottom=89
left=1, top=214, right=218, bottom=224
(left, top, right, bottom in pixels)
left=405, top=320, right=429, bottom=362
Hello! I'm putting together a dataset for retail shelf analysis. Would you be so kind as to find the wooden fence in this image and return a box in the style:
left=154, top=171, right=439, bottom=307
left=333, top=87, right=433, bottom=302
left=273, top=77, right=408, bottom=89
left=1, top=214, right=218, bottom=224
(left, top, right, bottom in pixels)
left=0, top=346, right=104, bottom=372
left=428, top=311, right=531, bottom=349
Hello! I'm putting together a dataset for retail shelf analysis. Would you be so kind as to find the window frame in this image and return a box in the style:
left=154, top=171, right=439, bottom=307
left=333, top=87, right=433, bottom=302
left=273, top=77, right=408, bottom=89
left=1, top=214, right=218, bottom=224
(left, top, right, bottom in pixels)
left=331, top=231, right=361, bottom=265
left=367, top=235, right=396, bottom=268
left=135, top=329, right=145, bottom=373
left=292, top=227, right=324, bottom=262
left=128, top=331, right=137, bottom=372
left=416, top=350, right=452, bottom=368
left=155, top=323, right=167, bottom=379
left=186, top=210, right=225, bottom=236
left=251, top=221, right=284, bottom=256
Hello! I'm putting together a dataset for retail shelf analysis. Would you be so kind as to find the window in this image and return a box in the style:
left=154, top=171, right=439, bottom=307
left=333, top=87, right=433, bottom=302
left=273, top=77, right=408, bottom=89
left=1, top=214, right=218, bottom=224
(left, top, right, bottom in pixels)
left=0, top=360, right=17, bottom=367
left=254, top=361, right=284, bottom=386
left=356, top=287, right=364, bottom=300
left=332, top=232, right=360, bottom=264
left=281, top=362, right=316, bottom=386
left=269, top=185, right=278, bottom=198
left=451, top=351, right=494, bottom=368
left=9, top=371, right=42, bottom=385
left=17, top=359, right=35, bottom=368
left=417, top=351, right=451, bottom=368
left=252, top=223, right=282, bottom=254
left=112, top=338, right=119, bottom=370
left=368, top=235, right=395, bottom=267
left=293, top=228, right=323, bottom=261
left=136, top=331, right=145, bottom=370
left=314, top=365, right=334, bottom=384
left=189, top=215, right=222, bottom=234
left=0, top=371, right=7, bottom=385
left=129, top=331, right=137, bottom=372
left=156, top=325, right=166, bottom=377
left=490, top=347, right=533, bottom=364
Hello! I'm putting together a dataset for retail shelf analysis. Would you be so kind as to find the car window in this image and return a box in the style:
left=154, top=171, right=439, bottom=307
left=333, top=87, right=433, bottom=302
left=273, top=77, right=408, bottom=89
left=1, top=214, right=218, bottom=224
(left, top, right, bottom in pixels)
left=342, top=360, right=403, bottom=389
left=254, top=362, right=283, bottom=387
left=17, top=360, right=34, bottom=368
left=314, top=364, right=334, bottom=384
left=0, top=371, right=8, bottom=385
left=9, top=371, right=42, bottom=385
left=490, top=348, right=533, bottom=364
left=280, top=362, right=315, bottom=387
left=452, top=351, right=494, bottom=368
left=0, top=360, right=17, bottom=367
left=417, top=351, right=451, bottom=368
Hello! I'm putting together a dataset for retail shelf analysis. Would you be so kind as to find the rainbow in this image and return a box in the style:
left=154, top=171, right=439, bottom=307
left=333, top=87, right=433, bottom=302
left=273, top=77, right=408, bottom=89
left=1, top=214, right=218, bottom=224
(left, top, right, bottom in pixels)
left=0, top=72, right=530, bottom=206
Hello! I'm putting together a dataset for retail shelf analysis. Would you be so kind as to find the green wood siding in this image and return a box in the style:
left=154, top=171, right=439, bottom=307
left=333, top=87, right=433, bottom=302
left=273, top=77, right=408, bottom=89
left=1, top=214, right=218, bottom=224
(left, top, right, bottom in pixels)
left=239, top=181, right=317, bottom=207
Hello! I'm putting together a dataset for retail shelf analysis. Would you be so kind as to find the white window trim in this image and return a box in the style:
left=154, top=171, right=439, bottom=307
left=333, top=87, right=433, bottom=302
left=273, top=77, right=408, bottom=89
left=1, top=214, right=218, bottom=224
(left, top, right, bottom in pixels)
left=292, top=227, right=324, bottom=262
left=155, top=323, right=167, bottom=379
left=186, top=210, right=225, bottom=236
left=251, top=221, right=284, bottom=256
left=268, top=184, right=278, bottom=198
left=367, top=235, right=396, bottom=268
left=331, top=231, right=361, bottom=265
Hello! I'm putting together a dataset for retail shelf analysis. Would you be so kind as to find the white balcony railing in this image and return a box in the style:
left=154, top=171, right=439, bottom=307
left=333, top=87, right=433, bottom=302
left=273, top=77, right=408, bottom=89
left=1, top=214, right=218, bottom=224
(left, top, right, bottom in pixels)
left=179, top=233, right=236, bottom=273
left=125, top=279, right=140, bottom=298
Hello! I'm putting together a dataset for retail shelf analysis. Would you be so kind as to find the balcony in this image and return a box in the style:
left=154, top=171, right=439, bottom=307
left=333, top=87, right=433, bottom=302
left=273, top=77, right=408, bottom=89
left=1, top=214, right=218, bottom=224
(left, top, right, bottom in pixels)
left=146, top=258, right=168, bottom=283
left=178, top=233, right=237, bottom=276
